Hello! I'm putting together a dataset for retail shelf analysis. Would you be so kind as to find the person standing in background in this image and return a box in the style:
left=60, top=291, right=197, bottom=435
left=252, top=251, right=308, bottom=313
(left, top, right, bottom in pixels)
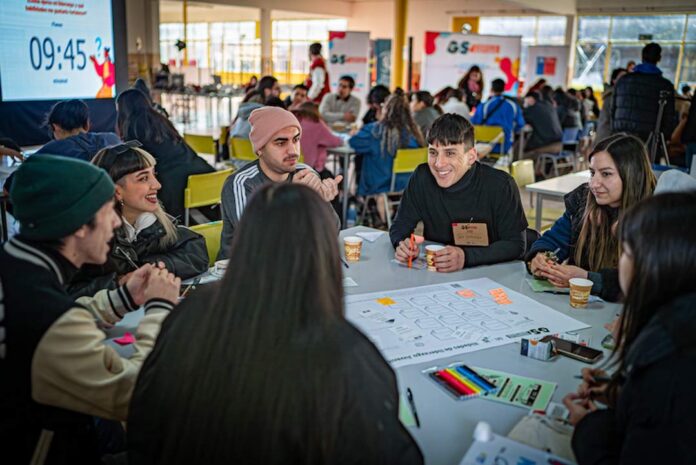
left=457, top=65, right=484, bottom=110
left=305, top=42, right=331, bottom=104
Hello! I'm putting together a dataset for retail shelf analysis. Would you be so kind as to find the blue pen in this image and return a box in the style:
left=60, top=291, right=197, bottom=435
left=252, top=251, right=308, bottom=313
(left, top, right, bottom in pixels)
left=456, top=365, right=497, bottom=392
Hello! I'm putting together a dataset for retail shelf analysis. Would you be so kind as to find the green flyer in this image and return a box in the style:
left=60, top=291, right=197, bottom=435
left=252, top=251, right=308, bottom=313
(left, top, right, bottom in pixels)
left=472, top=367, right=557, bottom=411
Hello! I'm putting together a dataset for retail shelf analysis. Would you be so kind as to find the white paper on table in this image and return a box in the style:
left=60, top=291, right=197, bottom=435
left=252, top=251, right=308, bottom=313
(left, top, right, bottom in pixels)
left=343, top=277, right=358, bottom=287
left=460, top=429, right=575, bottom=465
left=345, top=277, right=589, bottom=368
left=355, top=231, right=385, bottom=242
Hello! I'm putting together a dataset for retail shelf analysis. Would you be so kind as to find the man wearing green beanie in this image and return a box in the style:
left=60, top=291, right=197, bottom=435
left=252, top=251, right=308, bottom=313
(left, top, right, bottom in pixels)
left=0, top=155, right=181, bottom=464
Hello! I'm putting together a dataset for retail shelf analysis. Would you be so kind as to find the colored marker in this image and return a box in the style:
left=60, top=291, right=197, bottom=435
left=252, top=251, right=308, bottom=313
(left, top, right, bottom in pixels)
left=438, top=369, right=476, bottom=396
left=446, top=368, right=482, bottom=394
left=406, top=388, right=420, bottom=428
left=456, top=365, right=497, bottom=392
left=408, top=233, right=415, bottom=269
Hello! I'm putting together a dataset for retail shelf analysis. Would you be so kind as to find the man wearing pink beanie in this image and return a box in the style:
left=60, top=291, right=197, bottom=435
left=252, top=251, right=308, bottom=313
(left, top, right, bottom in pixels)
left=218, top=106, right=343, bottom=259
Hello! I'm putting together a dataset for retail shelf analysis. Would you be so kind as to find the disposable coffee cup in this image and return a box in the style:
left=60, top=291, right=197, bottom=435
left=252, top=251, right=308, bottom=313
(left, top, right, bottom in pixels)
left=425, top=245, right=445, bottom=271
left=569, top=278, right=593, bottom=308
left=344, top=236, right=363, bottom=262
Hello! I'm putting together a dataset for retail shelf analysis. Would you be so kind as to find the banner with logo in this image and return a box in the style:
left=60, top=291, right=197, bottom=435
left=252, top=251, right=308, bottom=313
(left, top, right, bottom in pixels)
left=526, top=45, right=569, bottom=89
left=420, top=32, right=521, bottom=99
left=328, top=31, right=370, bottom=109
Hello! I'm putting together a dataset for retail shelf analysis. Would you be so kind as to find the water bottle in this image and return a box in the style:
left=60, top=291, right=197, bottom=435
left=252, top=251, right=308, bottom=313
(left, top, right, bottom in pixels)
left=346, top=202, right=357, bottom=228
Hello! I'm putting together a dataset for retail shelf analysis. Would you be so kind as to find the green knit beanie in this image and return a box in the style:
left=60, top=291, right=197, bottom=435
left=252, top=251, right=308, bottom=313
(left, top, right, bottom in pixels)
left=10, top=155, right=115, bottom=240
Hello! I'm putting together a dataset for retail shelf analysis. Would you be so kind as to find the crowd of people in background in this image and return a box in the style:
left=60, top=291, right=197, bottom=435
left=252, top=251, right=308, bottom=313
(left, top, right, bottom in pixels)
left=1, top=38, right=696, bottom=465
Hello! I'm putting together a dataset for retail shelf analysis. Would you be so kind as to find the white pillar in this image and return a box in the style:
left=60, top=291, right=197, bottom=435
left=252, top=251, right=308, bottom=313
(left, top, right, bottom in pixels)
left=565, top=14, right=577, bottom=88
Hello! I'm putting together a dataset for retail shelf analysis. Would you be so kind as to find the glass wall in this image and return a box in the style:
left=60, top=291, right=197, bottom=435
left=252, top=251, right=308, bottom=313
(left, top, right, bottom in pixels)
left=479, top=16, right=567, bottom=81
left=574, top=14, right=696, bottom=90
left=159, top=19, right=346, bottom=86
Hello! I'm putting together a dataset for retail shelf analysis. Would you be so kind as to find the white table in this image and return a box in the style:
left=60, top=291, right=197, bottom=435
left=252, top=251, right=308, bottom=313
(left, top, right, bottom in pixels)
left=526, top=170, right=590, bottom=231
left=113, top=226, right=617, bottom=465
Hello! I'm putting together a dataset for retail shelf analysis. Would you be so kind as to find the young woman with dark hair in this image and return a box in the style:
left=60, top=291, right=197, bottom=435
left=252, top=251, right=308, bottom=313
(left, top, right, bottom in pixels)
left=127, top=183, right=423, bottom=465
left=564, top=192, right=696, bottom=465
left=116, top=89, right=214, bottom=220
left=526, top=134, right=656, bottom=301
left=349, top=94, right=425, bottom=221
left=291, top=101, right=343, bottom=172
left=457, top=65, right=484, bottom=109
left=69, top=144, right=209, bottom=297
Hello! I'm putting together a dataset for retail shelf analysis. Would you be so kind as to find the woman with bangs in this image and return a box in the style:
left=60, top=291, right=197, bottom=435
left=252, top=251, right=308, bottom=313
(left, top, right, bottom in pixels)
left=69, top=142, right=209, bottom=297
left=525, top=134, right=656, bottom=302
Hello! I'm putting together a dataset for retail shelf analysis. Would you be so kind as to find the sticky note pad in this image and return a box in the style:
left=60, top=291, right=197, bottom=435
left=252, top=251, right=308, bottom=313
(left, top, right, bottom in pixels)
left=457, top=289, right=475, bottom=298
left=414, top=235, right=425, bottom=244
left=114, top=332, right=135, bottom=346
left=377, top=297, right=396, bottom=306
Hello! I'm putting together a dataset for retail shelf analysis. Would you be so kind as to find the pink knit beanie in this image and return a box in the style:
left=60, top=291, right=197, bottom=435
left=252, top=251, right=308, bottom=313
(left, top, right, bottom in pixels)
left=248, top=106, right=302, bottom=153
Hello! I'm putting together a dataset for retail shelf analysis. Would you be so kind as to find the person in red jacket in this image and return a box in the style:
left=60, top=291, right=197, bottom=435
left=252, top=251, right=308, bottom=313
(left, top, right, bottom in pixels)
left=305, top=42, right=330, bottom=104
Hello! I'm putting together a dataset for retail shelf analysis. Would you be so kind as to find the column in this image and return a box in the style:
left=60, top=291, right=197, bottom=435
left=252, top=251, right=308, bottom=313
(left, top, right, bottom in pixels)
left=391, top=0, right=407, bottom=89
left=183, top=0, right=188, bottom=65
left=565, top=14, right=577, bottom=88
left=260, top=8, right=273, bottom=76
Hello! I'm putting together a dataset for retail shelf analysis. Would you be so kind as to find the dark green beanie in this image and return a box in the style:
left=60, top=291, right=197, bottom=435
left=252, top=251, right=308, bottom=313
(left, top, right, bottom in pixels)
left=10, top=155, right=115, bottom=240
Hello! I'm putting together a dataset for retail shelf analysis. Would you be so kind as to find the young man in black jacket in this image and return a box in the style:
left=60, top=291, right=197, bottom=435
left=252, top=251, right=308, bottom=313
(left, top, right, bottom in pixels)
left=390, top=114, right=528, bottom=271
left=0, top=155, right=180, bottom=464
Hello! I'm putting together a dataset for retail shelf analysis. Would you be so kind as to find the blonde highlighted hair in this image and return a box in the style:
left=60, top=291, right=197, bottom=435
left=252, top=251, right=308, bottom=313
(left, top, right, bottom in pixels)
left=92, top=144, right=178, bottom=248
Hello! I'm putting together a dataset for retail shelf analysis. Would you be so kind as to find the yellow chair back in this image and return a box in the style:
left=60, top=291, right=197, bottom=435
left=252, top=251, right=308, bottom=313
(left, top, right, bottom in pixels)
left=184, top=169, right=233, bottom=210
left=184, top=133, right=216, bottom=155
left=229, top=137, right=256, bottom=161
left=190, top=221, right=222, bottom=265
left=390, top=147, right=427, bottom=191
left=474, top=125, right=505, bottom=155
left=510, top=160, right=535, bottom=187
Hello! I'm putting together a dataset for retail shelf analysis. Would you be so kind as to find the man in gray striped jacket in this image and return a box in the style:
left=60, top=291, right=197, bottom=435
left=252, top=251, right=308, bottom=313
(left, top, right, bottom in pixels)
left=218, top=107, right=342, bottom=259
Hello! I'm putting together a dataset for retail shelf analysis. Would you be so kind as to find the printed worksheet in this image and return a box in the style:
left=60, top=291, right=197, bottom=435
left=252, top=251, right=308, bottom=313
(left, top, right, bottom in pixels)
left=345, top=278, right=588, bottom=368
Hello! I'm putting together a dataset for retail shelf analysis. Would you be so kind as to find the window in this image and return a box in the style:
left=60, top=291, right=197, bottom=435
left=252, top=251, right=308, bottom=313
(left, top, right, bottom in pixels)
left=574, top=14, right=696, bottom=90
left=479, top=16, right=567, bottom=80
left=272, top=19, right=347, bottom=85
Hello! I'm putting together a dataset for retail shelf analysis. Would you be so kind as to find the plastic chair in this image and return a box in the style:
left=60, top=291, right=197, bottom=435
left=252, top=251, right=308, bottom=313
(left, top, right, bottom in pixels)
left=474, top=125, right=506, bottom=157
left=184, top=133, right=217, bottom=155
left=536, top=128, right=580, bottom=178
left=183, top=168, right=234, bottom=226
left=511, top=159, right=536, bottom=208
left=190, top=221, right=222, bottom=266
left=229, top=137, right=257, bottom=161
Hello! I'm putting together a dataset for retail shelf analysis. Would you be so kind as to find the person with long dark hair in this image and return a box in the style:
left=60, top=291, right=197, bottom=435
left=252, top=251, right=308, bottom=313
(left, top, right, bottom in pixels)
left=526, top=134, right=656, bottom=301
left=564, top=192, right=696, bottom=465
left=127, top=183, right=424, bottom=465
left=457, top=65, right=484, bottom=109
left=116, top=88, right=215, bottom=220
left=349, top=92, right=425, bottom=222
left=68, top=143, right=209, bottom=297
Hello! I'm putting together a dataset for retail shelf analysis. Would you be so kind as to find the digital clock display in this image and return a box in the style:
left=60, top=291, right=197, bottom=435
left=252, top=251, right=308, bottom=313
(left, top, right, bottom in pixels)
left=0, top=1, right=116, bottom=101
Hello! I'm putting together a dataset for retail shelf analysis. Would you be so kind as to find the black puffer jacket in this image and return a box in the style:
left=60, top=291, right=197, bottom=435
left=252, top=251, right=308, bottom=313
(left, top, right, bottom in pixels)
left=572, top=293, right=696, bottom=465
left=611, top=70, right=675, bottom=140
left=69, top=218, right=209, bottom=297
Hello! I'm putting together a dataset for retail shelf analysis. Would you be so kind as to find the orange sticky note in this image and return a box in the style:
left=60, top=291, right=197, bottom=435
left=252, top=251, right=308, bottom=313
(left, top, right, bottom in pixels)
left=457, top=289, right=475, bottom=298
left=377, top=297, right=396, bottom=306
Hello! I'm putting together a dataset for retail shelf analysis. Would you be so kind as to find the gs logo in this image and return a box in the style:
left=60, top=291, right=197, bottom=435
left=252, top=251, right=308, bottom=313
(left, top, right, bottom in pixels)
left=330, top=54, right=346, bottom=64
left=447, top=40, right=470, bottom=54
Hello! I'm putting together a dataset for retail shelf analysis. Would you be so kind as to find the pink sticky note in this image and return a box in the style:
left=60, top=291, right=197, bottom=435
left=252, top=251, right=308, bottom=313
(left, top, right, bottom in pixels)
left=114, top=332, right=136, bottom=346
left=414, top=235, right=425, bottom=244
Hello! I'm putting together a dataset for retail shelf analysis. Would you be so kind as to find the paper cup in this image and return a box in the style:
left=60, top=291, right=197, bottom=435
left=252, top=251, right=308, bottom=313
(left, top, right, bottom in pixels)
left=344, top=236, right=363, bottom=262
left=425, top=245, right=445, bottom=271
left=569, top=278, right=593, bottom=308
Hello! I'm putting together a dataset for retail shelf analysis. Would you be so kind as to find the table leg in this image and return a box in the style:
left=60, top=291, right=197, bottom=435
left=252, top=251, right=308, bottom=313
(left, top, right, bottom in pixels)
left=535, top=193, right=543, bottom=232
left=341, top=153, right=350, bottom=227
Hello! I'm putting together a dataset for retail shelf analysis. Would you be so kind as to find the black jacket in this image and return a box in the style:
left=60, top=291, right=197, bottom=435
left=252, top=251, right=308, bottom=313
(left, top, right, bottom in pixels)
left=127, top=285, right=424, bottom=465
left=611, top=69, right=676, bottom=141
left=681, top=95, right=696, bottom=144
left=69, top=218, right=208, bottom=297
left=572, top=293, right=696, bottom=465
left=523, top=100, right=563, bottom=150
left=525, top=184, right=621, bottom=302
